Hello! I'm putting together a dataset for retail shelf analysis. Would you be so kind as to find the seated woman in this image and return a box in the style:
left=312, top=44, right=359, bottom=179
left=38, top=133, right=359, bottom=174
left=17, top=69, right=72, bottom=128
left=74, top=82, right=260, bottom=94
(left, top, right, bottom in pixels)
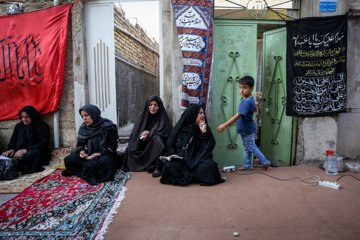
left=126, top=96, right=170, bottom=177
left=1, top=106, right=50, bottom=174
left=62, top=104, right=119, bottom=185
left=160, top=105, right=224, bottom=186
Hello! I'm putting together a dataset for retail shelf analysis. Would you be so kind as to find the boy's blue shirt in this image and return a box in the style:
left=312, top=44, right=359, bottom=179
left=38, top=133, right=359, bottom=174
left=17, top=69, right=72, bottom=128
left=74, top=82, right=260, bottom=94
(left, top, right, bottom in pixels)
left=236, top=96, right=257, bottom=135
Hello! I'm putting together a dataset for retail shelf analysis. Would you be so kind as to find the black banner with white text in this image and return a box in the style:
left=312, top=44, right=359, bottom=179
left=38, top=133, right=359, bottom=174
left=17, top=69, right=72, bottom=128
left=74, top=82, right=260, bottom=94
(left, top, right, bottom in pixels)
left=286, top=15, right=347, bottom=117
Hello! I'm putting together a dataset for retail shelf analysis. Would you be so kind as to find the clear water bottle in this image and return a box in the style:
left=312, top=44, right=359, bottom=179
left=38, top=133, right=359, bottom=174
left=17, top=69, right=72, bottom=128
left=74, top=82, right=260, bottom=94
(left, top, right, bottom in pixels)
left=324, top=150, right=337, bottom=176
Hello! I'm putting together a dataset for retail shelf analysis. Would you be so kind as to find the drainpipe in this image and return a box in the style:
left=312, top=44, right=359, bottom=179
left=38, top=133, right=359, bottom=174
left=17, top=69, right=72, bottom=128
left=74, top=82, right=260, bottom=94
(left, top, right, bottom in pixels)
left=53, top=0, right=60, bottom=148
left=54, top=112, right=59, bottom=148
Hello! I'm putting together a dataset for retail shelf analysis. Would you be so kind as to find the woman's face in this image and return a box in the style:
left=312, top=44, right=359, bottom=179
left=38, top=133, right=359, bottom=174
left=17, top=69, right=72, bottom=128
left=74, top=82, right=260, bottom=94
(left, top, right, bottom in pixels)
left=20, top=112, right=32, bottom=125
left=149, top=100, right=159, bottom=115
left=80, top=110, right=94, bottom=126
left=195, top=107, right=205, bottom=125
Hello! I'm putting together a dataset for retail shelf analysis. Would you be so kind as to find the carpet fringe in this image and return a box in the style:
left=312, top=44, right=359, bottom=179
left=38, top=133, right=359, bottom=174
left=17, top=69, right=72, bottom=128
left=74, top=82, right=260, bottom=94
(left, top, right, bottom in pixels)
left=95, top=186, right=128, bottom=240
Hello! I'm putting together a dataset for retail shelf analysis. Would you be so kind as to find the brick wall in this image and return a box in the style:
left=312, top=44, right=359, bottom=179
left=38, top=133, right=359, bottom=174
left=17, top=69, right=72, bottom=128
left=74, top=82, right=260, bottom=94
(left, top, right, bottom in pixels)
left=114, top=5, right=159, bottom=75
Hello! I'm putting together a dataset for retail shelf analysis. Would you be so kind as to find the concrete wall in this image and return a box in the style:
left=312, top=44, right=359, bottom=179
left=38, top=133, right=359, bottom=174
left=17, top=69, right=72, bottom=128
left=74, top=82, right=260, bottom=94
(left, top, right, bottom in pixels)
left=0, top=1, right=86, bottom=152
left=161, top=0, right=184, bottom=126
left=297, top=0, right=360, bottom=163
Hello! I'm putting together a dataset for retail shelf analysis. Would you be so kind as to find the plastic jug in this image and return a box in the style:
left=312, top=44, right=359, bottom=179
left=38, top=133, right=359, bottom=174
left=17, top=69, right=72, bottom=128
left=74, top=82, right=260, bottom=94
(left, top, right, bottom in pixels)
left=324, top=150, right=337, bottom=176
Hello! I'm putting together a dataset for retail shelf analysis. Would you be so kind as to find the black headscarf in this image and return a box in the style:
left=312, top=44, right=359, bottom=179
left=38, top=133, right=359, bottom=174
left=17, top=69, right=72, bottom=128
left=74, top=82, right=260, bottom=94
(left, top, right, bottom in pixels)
left=128, top=96, right=170, bottom=153
left=78, top=104, right=116, bottom=154
left=166, top=105, right=205, bottom=153
left=18, top=105, right=41, bottom=123
left=126, top=96, right=170, bottom=171
left=11, top=106, right=43, bottom=150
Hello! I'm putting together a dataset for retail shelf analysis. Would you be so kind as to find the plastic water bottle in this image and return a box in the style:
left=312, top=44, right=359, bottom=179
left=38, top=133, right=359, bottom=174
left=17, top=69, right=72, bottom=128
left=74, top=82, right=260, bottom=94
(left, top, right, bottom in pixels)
left=324, top=150, right=337, bottom=176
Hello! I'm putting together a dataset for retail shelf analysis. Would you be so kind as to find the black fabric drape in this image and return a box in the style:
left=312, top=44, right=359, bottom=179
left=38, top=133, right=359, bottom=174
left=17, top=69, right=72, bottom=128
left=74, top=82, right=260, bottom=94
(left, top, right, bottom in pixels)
left=160, top=105, right=222, bottom=186
left=286, top=15, right=347, bottom=117
left=7, top=105, right=50, bottom=173
left=126, top=96, right=170, bottom=171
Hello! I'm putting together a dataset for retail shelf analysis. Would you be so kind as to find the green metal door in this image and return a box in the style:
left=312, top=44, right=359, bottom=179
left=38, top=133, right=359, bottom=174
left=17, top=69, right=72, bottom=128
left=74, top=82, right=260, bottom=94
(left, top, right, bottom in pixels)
left=261, top=27, right=296, bottom=167
left=211, top=20, right=257, bottom=168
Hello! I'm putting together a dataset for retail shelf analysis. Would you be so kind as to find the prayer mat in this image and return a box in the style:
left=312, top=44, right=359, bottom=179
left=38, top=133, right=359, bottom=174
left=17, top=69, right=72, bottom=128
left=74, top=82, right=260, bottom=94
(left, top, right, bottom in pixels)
left=0, top=170, right=129, bottom=239
left=171, top=0, right=214, bottom=109
left=0, top=146, right=71, bottom=193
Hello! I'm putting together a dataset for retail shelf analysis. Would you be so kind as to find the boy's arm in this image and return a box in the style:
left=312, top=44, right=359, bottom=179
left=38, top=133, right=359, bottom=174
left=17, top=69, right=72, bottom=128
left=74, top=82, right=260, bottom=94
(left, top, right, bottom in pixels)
left=217, top=113, right=242, bottom=132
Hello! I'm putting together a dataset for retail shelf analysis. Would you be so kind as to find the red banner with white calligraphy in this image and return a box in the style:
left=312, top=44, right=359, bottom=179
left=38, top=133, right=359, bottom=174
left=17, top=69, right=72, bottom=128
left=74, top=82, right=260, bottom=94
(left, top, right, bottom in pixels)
left=0, top=4, right=72, bottom=120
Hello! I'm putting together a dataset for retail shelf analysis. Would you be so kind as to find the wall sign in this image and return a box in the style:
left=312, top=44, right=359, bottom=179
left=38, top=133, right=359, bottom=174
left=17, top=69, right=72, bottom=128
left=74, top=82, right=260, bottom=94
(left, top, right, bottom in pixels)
left=286, top=15, right=347, bottom=117
left=319, top=0, right=337, bottom=13
left=171, top=0, right=214, bottom=109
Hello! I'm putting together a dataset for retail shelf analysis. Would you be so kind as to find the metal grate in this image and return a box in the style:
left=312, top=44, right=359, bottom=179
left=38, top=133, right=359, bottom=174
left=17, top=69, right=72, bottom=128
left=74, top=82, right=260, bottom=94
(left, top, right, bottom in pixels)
left=93, top=39, right=110, bottom=111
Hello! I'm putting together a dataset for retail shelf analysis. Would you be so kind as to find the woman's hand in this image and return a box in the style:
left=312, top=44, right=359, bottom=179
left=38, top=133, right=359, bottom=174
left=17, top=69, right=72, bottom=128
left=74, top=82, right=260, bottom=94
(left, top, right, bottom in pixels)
left=86, top=153, right=101, bottom=160
left=14, top=149, right=27, bottom=158
left=140, top=130, right=149, bottom=141
left=1, top=149, right=14, bottom=157
left=199, top=120, right=207, bottom=133
left=80, top=150, right=88, bottom=159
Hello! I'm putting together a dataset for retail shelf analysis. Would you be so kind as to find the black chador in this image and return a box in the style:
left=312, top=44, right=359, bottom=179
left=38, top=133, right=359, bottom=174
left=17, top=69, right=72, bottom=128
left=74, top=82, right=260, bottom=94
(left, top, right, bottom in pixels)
left=126, top=96, right=170, bottom=172
left=6, top=106, right=50, bottom=174
left=160, top=105, right=224, bottom=186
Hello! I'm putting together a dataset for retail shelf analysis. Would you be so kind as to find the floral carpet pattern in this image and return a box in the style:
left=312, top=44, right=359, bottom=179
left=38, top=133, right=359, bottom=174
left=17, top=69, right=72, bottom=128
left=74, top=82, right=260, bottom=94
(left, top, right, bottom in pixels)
left=0, top=170, right=129, bottom=239
left=0, top=146, right=71, bottom=193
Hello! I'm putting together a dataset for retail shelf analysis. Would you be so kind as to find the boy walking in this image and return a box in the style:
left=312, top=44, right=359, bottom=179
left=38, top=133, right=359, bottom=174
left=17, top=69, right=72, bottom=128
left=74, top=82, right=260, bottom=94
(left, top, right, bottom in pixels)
left=217, top=76, right=270, bottom=170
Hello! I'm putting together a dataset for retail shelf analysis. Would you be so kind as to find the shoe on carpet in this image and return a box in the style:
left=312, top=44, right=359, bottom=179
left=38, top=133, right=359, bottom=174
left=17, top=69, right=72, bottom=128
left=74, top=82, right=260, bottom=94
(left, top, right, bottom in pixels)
left=61, top=169, right=72, bottom=177
left=152, top=168, right=161, bottom=178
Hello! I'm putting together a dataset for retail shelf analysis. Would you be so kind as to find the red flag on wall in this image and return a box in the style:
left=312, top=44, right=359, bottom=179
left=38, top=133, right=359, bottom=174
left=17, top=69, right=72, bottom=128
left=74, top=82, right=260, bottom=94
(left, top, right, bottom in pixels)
left=0, top=4, right=72, bottom=120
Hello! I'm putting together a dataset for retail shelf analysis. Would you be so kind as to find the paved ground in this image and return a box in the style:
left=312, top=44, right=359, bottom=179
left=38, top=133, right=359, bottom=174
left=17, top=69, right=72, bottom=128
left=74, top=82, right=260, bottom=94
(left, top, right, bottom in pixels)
left=0, top=194, right=17, bottom=205
left=105, top=165, right=360, bottom=240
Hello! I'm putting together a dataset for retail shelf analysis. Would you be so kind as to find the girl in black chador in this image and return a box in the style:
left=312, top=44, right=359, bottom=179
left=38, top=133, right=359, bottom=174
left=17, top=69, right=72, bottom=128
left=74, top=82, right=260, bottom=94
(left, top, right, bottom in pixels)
left=62, top=104, right=119, bottom=185
left=160, top=105, right=225, bottom=186
left=1, top=106, right=50, bottom=174
left=126, top=96, right=170, bottom=178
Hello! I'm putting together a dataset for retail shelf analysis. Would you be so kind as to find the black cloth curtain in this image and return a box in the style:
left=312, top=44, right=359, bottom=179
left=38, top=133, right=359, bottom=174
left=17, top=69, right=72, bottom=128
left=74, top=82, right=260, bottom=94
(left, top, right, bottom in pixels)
left=126, top=96, right=170, bottom=171
left=160, top=105, right=223, bottom=186
left=286, top=15, right=347, bottom=117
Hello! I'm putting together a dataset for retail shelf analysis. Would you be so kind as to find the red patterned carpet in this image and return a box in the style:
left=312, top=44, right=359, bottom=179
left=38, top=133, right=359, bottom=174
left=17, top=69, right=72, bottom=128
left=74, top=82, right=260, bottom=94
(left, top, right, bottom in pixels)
left=0, top=170, right=129, bottom=239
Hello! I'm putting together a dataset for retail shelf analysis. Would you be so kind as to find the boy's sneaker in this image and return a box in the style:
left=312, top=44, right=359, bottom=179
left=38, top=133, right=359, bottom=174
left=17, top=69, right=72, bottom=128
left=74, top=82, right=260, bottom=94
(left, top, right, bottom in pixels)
left=262, top=163, right=271, bottom=171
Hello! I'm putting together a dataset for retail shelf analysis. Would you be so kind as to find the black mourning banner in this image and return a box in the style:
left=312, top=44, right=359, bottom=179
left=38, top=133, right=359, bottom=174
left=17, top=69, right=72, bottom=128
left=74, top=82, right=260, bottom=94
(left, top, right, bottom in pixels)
left=286, top=15, right=347, bottom=117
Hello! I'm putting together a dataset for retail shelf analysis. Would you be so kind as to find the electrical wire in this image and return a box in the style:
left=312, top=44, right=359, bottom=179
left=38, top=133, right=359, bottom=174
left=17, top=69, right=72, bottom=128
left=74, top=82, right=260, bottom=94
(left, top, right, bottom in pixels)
left=335, top=174, right=360, bottom=184
left=231, top=170, right=320, bottom=186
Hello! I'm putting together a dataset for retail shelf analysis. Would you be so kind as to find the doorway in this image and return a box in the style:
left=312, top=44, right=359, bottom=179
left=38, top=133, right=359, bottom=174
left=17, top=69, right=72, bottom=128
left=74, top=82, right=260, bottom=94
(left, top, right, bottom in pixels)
left=211, top=19, right=296, bottom=168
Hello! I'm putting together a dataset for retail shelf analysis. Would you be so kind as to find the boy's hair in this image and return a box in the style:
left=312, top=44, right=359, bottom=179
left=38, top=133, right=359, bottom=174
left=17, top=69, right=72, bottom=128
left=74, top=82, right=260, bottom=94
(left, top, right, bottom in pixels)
left=239, top=76, right=254, bottom=88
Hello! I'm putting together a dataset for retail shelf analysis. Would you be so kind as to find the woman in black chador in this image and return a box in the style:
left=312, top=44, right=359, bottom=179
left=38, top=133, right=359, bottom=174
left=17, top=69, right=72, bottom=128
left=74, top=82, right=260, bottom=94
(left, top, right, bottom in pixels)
left=126, top=96, right=170, bottom=177
left=160, top=105, right=224, bottom=186
left=62, top=104, right=119, bottom=185
left=1, top=106, right=50, bottom=174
